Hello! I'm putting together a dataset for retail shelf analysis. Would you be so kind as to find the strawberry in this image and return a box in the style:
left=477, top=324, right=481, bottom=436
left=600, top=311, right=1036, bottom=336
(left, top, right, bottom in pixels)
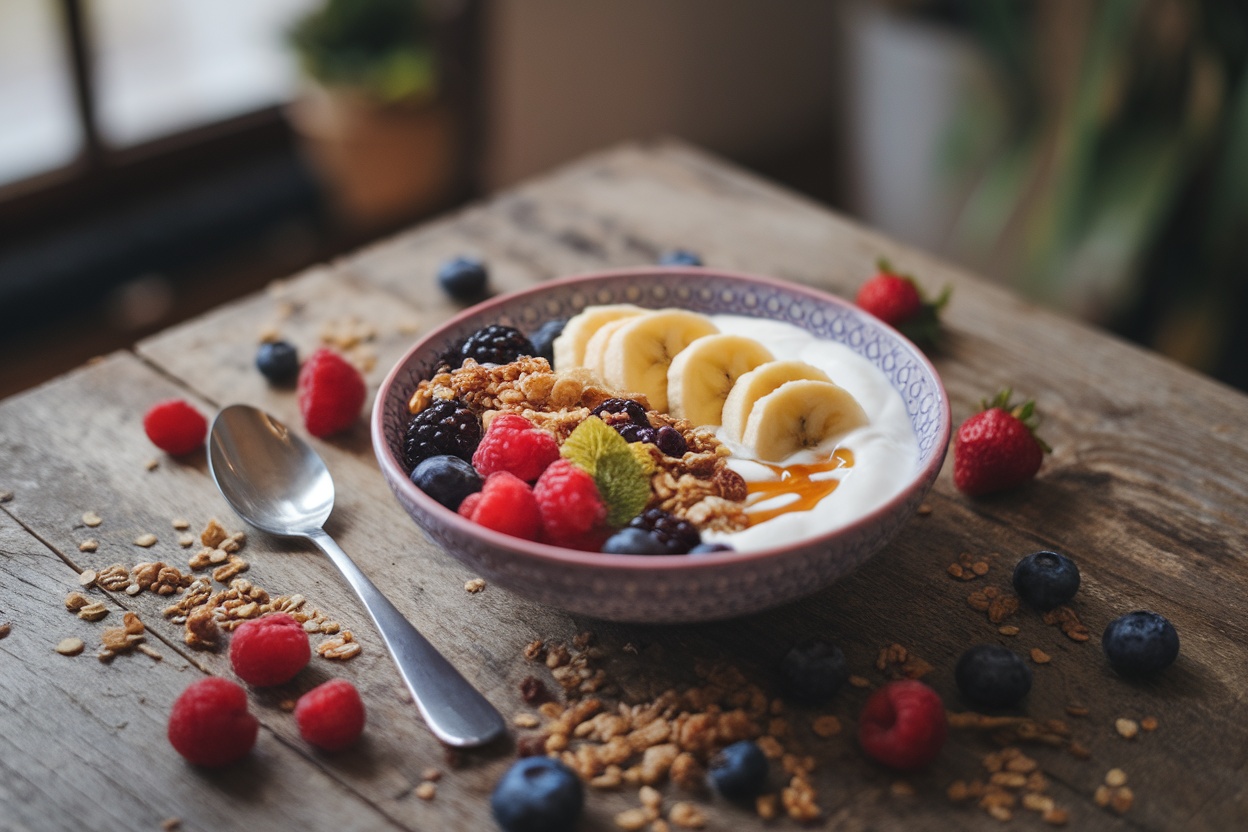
left=953, top=390, right=1051, bottom=496
left=855, top=260, right=949, bottom=343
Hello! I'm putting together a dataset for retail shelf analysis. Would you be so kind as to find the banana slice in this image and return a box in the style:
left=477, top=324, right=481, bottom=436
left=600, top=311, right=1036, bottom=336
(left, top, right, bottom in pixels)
left=666, top=334, right=775, bottom=426
left=599, top=310, right=719, bottom=412
left=720, top=360, right=834, bottom=441
left=581, top=317, right=636, bottom=379
left=552, top=304, right=645, bottom=370
left=738, top=379, right=868, bottom=462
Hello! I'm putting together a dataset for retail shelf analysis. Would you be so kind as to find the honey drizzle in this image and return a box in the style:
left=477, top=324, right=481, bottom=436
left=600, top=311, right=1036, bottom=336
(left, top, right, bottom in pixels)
left=745, top=448, right=855, bottom=526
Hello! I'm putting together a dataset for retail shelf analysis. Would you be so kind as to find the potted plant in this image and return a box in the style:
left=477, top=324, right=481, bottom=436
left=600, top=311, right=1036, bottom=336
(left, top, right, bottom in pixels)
left=286, top=0, right=457, bottom=231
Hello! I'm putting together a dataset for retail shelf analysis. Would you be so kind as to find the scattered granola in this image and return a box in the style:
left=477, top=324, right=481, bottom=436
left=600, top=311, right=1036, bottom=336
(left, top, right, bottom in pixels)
left=55, top=637, right=85, bottom=656
left=1115, top=718, right=1140, bottom=740
left=78, top=540, right=99, bottom=553
left=875, top=643, right=934, bottom=680
left=1140, top=716, right=1158, bottom=732
left=145, top=459, right=160, bottom=471
left=134, top=533, right=158, bottom=548
left=947, top=551, right=993, bottom=581
left=0, top=622, right=10, bottom=640
left=77, top=569, right=98, bottom=587
left=1094, top=769, right=1134, bottom=815
left=415, top=782, right=437, bottom=801
left=465, top=578, right=487, bottom=594
left=0, top=490, right=13, bottom=503
left=82, top=511, right=102, bottom=527
left=1029, top=648, right=1052, bottom=665
left=1041, top=606, right=1091, bottom=643
left=172, top=518, right=190, bottom=530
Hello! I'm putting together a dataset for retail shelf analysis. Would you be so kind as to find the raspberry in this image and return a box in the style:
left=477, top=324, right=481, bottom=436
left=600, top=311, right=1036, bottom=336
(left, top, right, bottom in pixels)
left=459, top=471, right=541, bottom=541
left=460, top=325, right=535, bottom=366
left=229, top=612, right=311, bottom=687
left=858, top=680, right=947, bottom=771
left=295, top=679, right=366, bottom=752
left=472, top=414, right=560, bottom=482
left=628, top=508, right=700, bottom=555
left=404, top=398, right=482, bottom=469
left=533, top=459, right=606, bottom=546
left=297, top=348, right=367, bottom=438
left=143, top=399, right=208, bottom=456
left=167, top=677, right=258, bottom=767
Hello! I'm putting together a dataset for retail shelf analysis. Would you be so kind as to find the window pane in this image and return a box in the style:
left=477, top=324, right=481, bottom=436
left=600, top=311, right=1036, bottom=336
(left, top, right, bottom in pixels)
left=0, top=0, right=81, bottom=187
left=90, top=0, right=320, bottom=146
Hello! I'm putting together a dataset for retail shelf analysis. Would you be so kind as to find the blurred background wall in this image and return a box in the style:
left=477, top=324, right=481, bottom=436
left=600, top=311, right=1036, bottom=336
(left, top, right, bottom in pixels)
left=2, top=0, right=1245, bottom=397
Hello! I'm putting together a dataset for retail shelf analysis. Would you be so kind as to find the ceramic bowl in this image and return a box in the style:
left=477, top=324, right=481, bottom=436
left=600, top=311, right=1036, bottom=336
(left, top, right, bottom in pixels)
left=372, top=268, right=949, bottom=623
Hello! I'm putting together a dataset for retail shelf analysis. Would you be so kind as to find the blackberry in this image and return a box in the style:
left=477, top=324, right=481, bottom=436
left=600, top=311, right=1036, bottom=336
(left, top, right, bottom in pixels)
left=1012, top=550, right=1080, bottom=611
left=255, top=340, right=300, bottom=385
left=591, top=398, right=649, bottom=426
left=655, top=426, right=687, bottom=457
left=955, top=645, right=1032, bottom=708
left=437, top=256, right=489, bottom=301
left=460, top=325, right=535, bottom=366
left=628, top=508, right=700, bottom=555
left=403, top=399, right=482, bottom=470
left=778, top=640, right=848, bottom=704
left=617, top=424, right=658, bottom=445
left=707, top=740, right=768, bottom=800
left=528, top=318, right=567, bottom=365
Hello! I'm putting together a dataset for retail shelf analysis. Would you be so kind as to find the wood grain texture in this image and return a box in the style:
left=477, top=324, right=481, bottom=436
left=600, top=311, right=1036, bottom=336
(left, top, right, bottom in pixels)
left=2, top=139, right=1246, bottom=830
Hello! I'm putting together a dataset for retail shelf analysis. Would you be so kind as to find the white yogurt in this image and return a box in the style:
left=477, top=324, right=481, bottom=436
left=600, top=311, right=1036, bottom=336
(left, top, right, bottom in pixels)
left=701, top=315, right=918, bottom=552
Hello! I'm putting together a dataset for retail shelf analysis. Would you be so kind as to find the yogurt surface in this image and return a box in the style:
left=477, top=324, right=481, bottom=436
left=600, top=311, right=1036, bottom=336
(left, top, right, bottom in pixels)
left=701, top=314, right=918, bottom=552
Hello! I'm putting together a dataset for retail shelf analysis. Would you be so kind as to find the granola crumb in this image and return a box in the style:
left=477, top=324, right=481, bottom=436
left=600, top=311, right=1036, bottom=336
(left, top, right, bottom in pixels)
left=1029, top=648, right=1052, bottom=665
left=421, top=767, right=442, bottom=782
left=848, top=675, right=871, bottom=689
left=614, top=808, right=649, bottom=830
left=1065, top=704, right=1090, bottom=717
left=998, top=625, right=1020, bottom=636
left=917, top=503, right=933, bottom=516
left=145, top=458, right=160, bottom=471
left=669, top=801, right=706, bottom=828
left=0, top=622, right=10, bottom=640
left=1042, top=807, right=1070, bottom=825
left=415, top=782, right=436, bottom=801
left=171, top=518, right=190, bottom=530
left=514, top=713, right=540, bottom=728
left=137, top=643, right=163, bottom=661
left=890, top=780, right=916, bottom=797
left=811, top=715, right=842, bottom=738
left=1109, top=786, right=1134, bottom=815
left=79, top=540, right=99, bottom=553
left=134, top=533, right=158, bottom=548
left=161, top=818, right=182, bottom=832
left=1104, top=768, right=1127, bottom=788
left=82, top=511, right=102, bottom=527
left=465, top=578, right=487, bottom=594
left=0, top=490, right=12, bottom=502
left=77, top=569, right=98, bottom=587
left=55, top=637, right=85, bottom=656
left=1140, top=716, right=1158, bottom=731
left=523, top=639, right=545, bottom=661
left=1115, top=718, right=1139, bottom=740
left=755, top=794, right=779, bottom=820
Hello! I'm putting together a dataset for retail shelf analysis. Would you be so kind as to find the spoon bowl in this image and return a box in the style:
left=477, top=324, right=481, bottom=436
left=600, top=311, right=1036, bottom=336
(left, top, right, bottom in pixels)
left=208, top=404, right=506, bottom=748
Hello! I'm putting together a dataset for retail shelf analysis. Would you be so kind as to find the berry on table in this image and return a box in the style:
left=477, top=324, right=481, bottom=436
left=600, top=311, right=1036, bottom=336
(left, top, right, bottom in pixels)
left=1102, top=611, right=1180, bottom=677
left=955, top=644, right=1032, bottom=708
left=707, top=740, right=769, bottom=799
left=854, top=259, right=949, bottom=342
left=1013, top=550, right=1080, bottom=611
left=659, top=249, right=703, bottom=267
left=255, top=340, right=299, bottom=385
left=528, top=318, right=567, bottom=365
left=143, top=399, right=208, bottom=456
left=491, top=756, right=584, bottom=832
left=410, top=455, right=482, bottom=511
left=627, top=508, right=700, bottom=554
left=437, top=255, right=489, bottom=301
left=778, top=640, right=848, bottom=704
left=600, top=527, right=669, bottom=555
left=295, top=678, right=366, bottom=752
left=229, top=612, right=311, bottom=687
left=403, top=398, right=482, bottom=469
left=458, top=471, right=542, bottom=541
left=472, top=413, right=560, bottom=482
left=858, top=679, right=947, bottom=771
left=297, top=347, right=367, bottom=438
left=533, top=459, right=606, bottom=547
left=460, top=324, right=535, bottom=366
left=953, top=389, right=1051, bottom=496
left=167, top=677, right=258, bottom=767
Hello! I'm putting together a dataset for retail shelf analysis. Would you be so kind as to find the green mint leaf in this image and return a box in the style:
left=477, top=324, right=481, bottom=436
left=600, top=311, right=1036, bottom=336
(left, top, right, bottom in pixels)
left=560, top=416, right=619, bottom=477
left=596, top=450, right=651, bottom=527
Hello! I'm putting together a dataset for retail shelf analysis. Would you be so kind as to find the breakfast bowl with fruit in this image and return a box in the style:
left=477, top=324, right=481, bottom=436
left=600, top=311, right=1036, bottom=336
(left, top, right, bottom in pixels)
left=372, top=268, right=949, bottom=622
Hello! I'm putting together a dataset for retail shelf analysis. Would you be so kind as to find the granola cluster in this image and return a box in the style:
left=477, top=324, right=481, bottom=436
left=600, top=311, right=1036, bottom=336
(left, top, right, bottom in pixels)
left=407, top=357, right=748, bottom=532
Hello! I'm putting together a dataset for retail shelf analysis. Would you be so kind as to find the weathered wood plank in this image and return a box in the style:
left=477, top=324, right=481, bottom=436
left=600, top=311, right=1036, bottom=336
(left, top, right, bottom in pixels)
left=2, top=140, right=1246, bottom=830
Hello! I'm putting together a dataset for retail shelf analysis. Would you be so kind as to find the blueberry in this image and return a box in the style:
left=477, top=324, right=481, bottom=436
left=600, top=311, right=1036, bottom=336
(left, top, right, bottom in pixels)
left=601, top=528, right=669, bottom=555
left=529, top=318, right=567, bottom=365
left=659, top=249, right=703, bottom=267
left=1102, top=611, right=1180, bottom=677
left=409, top=455, right=482, bottom=511
left=707, top=740, right=768, bottom=799
left=655, top=426, right=687, bottom=457
left=255, top=340, right=299, bottom=385
left=490, top=756, right=583, bottom=832
left=437, top=256, right=488, bottom=301
left=1012, top=551, right=1081, bottom=611
left=689, top=542, right=734, bottom=554
left=778, top=640, right=848, bottom=704
left=955, top=644, right=1032, bottom=708
left=617, top=423, right=658, bottom=444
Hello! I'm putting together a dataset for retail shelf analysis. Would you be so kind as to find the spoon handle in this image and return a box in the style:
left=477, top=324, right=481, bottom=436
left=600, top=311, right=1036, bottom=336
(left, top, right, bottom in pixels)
left=307, top=528, right=507, bottom=748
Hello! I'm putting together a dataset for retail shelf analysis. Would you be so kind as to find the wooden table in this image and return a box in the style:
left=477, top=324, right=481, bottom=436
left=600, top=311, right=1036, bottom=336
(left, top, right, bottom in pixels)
left=2, top=140, right=1245, bottom=832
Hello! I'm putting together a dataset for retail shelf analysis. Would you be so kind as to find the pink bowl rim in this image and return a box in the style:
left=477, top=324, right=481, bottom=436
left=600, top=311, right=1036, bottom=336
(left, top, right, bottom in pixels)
left=371, top=266, right=951, bottom=573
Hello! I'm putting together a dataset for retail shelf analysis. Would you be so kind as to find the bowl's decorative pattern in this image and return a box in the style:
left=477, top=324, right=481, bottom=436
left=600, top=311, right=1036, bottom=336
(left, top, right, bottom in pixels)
left=373, top=269, right=950, bottom=623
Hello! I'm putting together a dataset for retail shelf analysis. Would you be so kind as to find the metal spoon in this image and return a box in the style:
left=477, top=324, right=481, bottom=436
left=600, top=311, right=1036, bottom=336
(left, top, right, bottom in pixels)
left=207, top=403, right=506, bottom=748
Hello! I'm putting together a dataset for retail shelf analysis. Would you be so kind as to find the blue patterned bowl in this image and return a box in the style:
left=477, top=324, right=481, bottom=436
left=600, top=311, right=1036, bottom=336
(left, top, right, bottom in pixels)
left=372, top=268, right=949, bottom=623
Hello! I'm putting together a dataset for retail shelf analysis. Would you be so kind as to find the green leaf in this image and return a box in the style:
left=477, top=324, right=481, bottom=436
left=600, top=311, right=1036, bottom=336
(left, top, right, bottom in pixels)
left=561, top=417, right=651, bottom=527
left=560, top=416, right=619, bottom=477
